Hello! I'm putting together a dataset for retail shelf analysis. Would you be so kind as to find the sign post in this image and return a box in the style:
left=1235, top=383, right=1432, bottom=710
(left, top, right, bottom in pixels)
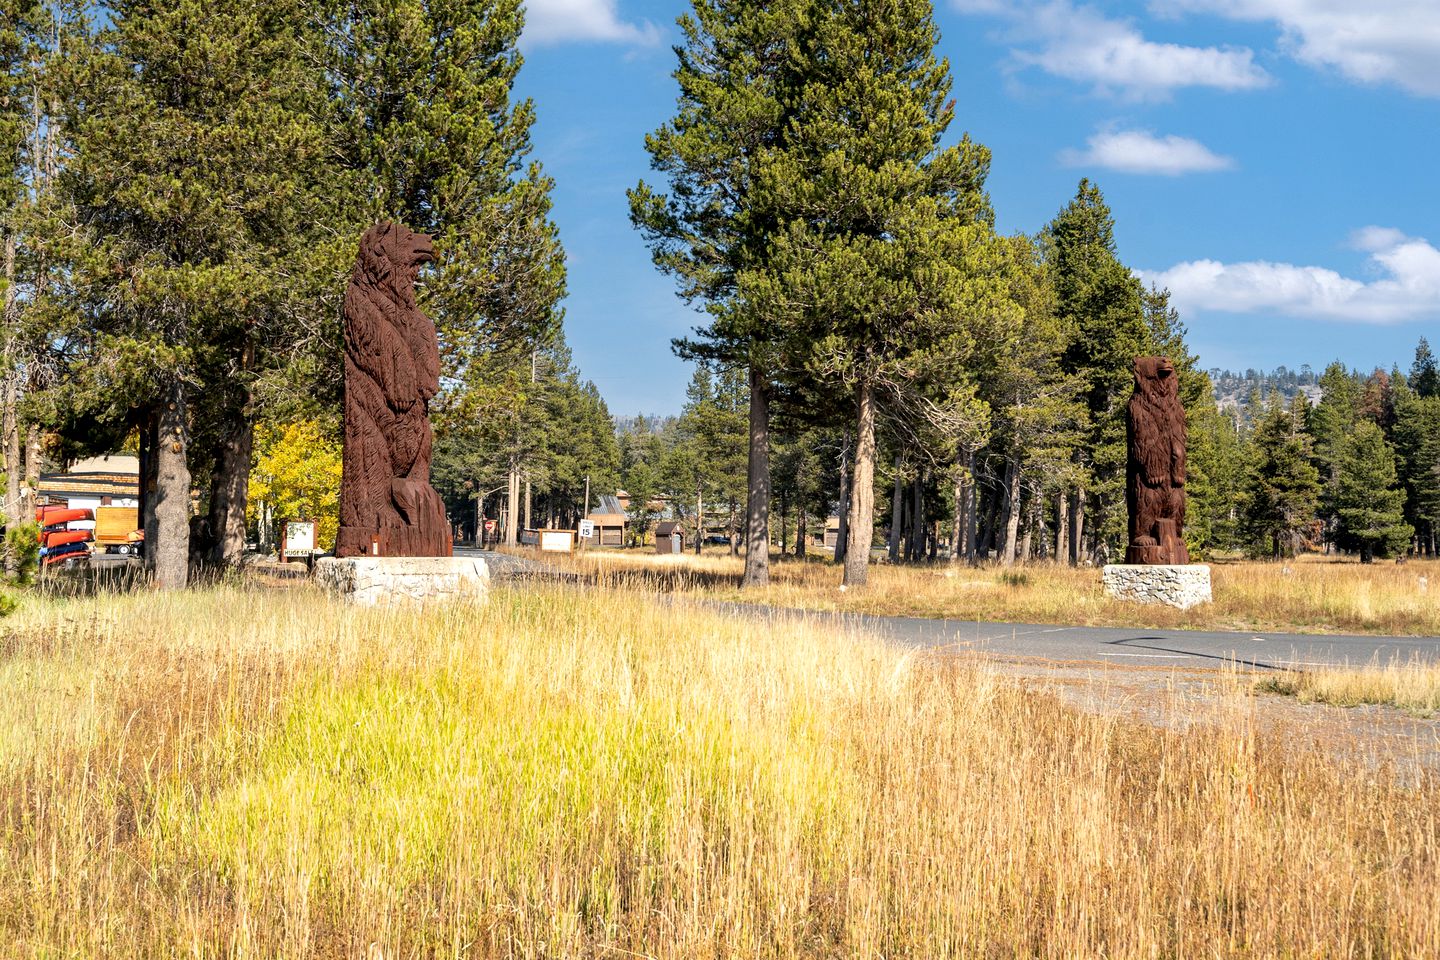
left=280, top=520, right=317, bottom=565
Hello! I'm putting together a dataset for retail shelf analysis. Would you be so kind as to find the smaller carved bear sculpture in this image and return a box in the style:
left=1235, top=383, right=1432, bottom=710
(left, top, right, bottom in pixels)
left=335, top=222, right=452, bottom=558
left=1125, top=356, right=1190, bottom=565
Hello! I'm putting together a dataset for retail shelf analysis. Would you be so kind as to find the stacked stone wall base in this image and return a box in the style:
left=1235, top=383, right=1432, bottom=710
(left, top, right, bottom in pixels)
left=315, top=556, right=489, bottom=606
left=1102, top=564, right=1212, bottom=610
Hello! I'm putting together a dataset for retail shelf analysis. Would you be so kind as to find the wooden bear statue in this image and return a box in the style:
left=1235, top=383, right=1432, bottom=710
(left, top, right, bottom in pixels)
left=335, top=222, right=452, bottom=559
left=1125, top=356, right=1190, bottom=565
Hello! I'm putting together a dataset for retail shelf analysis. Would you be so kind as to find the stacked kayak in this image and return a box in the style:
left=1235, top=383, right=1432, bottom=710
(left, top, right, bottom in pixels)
left=35, top=505, right=94, bottom=566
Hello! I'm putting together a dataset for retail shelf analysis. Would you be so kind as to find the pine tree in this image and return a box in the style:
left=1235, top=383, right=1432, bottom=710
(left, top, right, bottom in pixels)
left=55, top=0, right=335, bottom=586
left=1411, top=338, right=1440, bottom=399
left=1242, top=396, right=1321, bottom=558
left=0, top=0, right=38, bottom=539
left=630, top=0, right=812, bottom=586
left=1046, top=180, right=1150, bottom=561
left=1334, top=420, right=1413, bottom=562
left=1307, top=360, right=1361, bottom=547
left=1391, top=383, right=1440, bottom=555
left=745, top=0, right=1000, bottom=586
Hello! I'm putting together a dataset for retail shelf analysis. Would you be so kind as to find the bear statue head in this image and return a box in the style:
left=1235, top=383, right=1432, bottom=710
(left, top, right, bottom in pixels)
left=357, top=221, right=435, bottom=304
left=1133, top=356, right=1178, bottom=400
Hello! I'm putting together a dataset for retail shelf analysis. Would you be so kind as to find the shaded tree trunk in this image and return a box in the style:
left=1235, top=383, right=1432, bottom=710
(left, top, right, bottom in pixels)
left=139, top=410, right=155, bottom=540
left=887, top=456, right=904, bottom=562
left=834, top=437, right=850, bottom=564
left=978, top=484, right=1001, bottom=560
left=1069, top=487, right=1084, bottom=565
left=149, top=384, right=191, bottom=589
left=1056, top=489, right=1069, bottom=563
left=742, top=364, right=770, bottom=587
left=843, top=382, right=876, bottom=587
left=779, top=489, right=788, bottom=554
left=795, top=505, right=806, bottom=558
left=964, top=448, right=978, bottom=565
left=695, top=486, right=703, bottom=556
left=908, top=472, right=925, bottom=562
left=207, top=405, right=253, bottom=568
left=1021, top=492, right=1040, bottom=562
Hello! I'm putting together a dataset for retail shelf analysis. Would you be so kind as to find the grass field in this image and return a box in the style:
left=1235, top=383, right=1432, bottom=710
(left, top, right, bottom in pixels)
left=1258, top=659, right=1440, bottom=717
left=545, top=548, right=1440, bottom=636
left=1, top=583, right=1437, bottom=956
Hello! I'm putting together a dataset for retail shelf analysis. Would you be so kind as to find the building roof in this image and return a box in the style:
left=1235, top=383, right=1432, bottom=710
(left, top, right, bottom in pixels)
left=585, top=494, right=627, bottom=525
left=655, top=521, right=684, bottom=537
left=39, top=471, right=139, bottom=501
left=70, top=454, right=139, bottom=474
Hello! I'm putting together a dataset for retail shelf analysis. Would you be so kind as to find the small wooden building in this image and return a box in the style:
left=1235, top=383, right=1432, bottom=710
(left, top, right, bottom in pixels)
left=655, top=521, right=684, bottom=555
left=583, top=494, right=627, bottom=547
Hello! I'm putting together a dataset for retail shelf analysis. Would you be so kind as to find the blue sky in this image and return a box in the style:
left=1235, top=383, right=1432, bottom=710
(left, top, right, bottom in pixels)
left=514, top=0, right=1440, bottom=415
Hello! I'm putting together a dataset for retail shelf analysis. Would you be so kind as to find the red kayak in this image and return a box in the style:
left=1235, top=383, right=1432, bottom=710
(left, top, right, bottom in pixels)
left=40, top=529, right=92, bottom=548
left=35, top=507, right=94, bottom=526
left=43, top=542, right=90, bottom=564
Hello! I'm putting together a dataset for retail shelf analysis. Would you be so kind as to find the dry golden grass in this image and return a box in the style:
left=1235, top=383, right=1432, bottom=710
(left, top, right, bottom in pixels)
left=0, top=583, right=1437, bottom=956
left=543, top=548, right=1440, bottom=636
left=1259, top=658, right=1440, bottom=717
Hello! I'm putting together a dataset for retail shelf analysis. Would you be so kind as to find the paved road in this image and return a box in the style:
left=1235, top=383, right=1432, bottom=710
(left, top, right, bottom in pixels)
left=452, top=547, right=1440, bottom=670
left=747, top=607, right=1440, bottom=670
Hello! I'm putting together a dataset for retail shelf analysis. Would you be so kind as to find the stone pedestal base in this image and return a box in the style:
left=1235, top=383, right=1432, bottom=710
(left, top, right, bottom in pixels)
left=314, top=556, right=490, bottom=607
left=1102, top=564, right=1212, bottom=610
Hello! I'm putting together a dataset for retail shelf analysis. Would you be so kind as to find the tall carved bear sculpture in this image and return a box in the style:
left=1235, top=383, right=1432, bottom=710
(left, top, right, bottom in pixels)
left=335, top=222, right=452, bottom=558
left=1125, top=356, right=1189, bottom=565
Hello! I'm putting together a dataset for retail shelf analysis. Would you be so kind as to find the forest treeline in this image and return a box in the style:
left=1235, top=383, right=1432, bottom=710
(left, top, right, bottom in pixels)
left=3, top=0, right=1432, bottom=589
left=617, top=344, right=1440, bottom=567
left=625, top=0, right=1439, bottom=584
left=0, top=0, right=619, bottom=586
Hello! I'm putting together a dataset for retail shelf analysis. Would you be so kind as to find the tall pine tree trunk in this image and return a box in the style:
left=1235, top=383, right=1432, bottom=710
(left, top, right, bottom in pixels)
left=887, top=457, right=904, bottom=562
left=795, top=504, right=806, bottom=557
left=505, top=461, right=520, bottom=546
left=695, top=486, right=703, bottom=556
left=2, top=228, right=18, bottom=545
left=149, top=383, right=191, bottom=589
left=964, top=448, right=978, bottom=565
left=908, top=472, right=925, bottom=561
left=742, top=364, right=770, bottom=587
left=834, top=437, right=850, bottom=564
left=22, top=425, right=38, bottom=518
left=1069, top=487, right=1084, bottom=565
left=1000, top=457, right=1022, bottom=567
left=779, top=490, right=788, bottom=554
left=207, top=402, right=253, bottom=568
left=1055, top=489, right=1069, bottom=563
left=843, top=382, right=876, bottom=587
left=978, top=486, right=1000, bottom=559
left=1022, top=493, right=1040, bottom=562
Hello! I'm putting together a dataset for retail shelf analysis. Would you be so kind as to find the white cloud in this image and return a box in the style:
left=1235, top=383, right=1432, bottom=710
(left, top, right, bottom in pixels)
left=1059, top=128, right=1235, bottom=174
left=953, top=0, right=1270, bottom=99
left=1140, top=228, right=1440, bottom=324
left=1157, top=0, right=1440, bottom=97
left=523, top=0, right=660, bottom=46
